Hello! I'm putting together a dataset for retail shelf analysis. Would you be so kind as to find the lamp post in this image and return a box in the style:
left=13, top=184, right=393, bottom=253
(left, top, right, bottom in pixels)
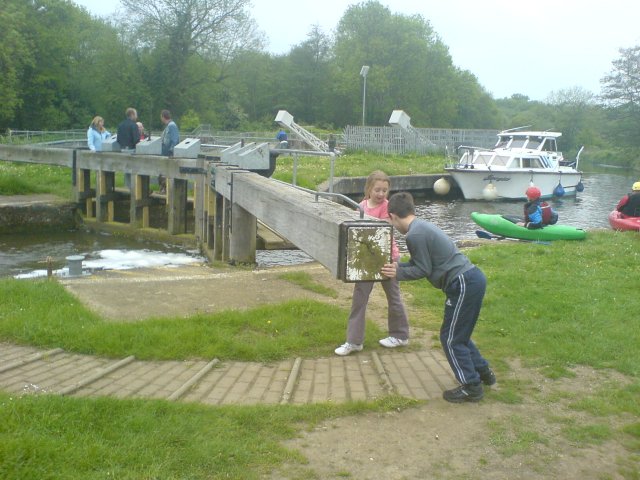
left=360, top=65, right=369, bottom=126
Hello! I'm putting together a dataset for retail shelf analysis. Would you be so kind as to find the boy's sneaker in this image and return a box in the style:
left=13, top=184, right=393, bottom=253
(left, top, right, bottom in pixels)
left=443, top=383, right=484, bottom=403
left=334, top=342, right=363, bottom=356
left=478, top=367, right=496, bottom=386
left=379, top=336, right=409, bottom=348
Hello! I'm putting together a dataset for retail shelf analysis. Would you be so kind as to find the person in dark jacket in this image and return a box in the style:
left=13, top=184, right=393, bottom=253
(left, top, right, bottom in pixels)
left=616, top=181, right=640, bottom=217
left=116, top=107, right=140, bottom=151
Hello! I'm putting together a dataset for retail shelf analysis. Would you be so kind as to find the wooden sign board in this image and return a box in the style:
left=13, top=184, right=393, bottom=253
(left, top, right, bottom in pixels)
left=338, top=221, right=393, bottom=282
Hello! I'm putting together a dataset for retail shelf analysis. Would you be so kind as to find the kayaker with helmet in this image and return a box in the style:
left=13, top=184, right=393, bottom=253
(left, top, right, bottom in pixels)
left=616, top=181, right=640, bottom=217
left=518, top=186, right=558, bottom=229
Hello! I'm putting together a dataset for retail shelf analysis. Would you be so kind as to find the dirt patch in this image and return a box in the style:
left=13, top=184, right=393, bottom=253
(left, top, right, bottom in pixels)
left=270, top=363, right=634, bottom=480
left=60, top=263, right=351, bottom=321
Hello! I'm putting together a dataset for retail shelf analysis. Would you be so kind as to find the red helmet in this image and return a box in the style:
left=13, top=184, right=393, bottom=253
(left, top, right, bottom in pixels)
left=525, top=186, right=541, bottom=200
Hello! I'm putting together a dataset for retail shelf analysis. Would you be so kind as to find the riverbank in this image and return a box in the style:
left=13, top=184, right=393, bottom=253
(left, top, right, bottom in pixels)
left=2, top=231, right=639, bottom=479
left=0, top=194, right=77, bottom=234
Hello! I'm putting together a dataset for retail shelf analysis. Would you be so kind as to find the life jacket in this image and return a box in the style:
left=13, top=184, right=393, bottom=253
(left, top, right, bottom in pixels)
left=620, top=192, right=640, bottom=217
left=540, top=201, right=558, bottom=225
left=524, top=200, right=557, bottom=226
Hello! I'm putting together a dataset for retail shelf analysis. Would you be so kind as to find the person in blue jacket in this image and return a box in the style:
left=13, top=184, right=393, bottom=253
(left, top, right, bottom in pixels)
left=158, top=110, right=180, bottom=193
left=87, top=116, right=110, bottom=152
left=518, top=186, right=558, bottom=229
left=160, top=110, right=180, bottom=157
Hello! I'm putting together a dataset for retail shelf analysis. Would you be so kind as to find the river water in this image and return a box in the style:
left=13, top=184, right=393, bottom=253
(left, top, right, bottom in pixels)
left=0, top=172, right=635, bottom=278
left=415, top=171, right=635, bottom=241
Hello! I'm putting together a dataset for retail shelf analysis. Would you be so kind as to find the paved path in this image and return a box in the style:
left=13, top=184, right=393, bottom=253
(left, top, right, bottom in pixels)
left=0, top=342, right=456, bottom=405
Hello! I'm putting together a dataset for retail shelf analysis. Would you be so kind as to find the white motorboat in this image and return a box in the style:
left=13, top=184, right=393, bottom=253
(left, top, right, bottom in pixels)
left=444, top=128, right=584, bottom=200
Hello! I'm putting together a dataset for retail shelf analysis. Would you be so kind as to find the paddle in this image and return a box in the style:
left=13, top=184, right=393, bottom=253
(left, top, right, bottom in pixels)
left=475, top=230, right=550, bottom=245
left=475, top=230, right=503, bottom=240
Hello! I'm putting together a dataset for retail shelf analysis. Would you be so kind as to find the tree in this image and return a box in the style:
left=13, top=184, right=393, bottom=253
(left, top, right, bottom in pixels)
left=281, top=26, right=334, bottom=124
left=120, top=0, right=263, bottom=117
left=330, top=1, right=498, bottom=128
left=546, top=87, right=600, bottom=154
left=600, top=46, right=640, bottom=154
left=0, top=1, right=33, bottom=130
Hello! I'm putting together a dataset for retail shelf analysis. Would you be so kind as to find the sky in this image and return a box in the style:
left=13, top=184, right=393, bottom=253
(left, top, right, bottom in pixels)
left=72, top=0, right=640, bottom=101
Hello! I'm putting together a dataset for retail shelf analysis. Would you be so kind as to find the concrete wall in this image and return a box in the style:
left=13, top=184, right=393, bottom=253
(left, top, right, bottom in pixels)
left=0, top=195, right=78, bottom=234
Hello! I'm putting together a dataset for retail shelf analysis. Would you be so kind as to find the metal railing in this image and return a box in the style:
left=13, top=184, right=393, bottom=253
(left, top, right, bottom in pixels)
left=1, top=129, right=86, bottom=145
left=270, top=148, right=338, bottom=193
left=271, top=178, right=364, bottom=218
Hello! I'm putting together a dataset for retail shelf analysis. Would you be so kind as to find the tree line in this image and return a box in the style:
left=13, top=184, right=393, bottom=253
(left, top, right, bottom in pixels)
left=1, top=0, right=638, bottom=167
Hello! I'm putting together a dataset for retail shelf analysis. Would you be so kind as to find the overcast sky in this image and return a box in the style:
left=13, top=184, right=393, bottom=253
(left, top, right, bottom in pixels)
left=73, top=0, right=640, bottom=101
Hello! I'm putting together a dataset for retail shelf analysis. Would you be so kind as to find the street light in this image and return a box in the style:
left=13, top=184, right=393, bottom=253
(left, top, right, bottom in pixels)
left=360, top=65, right=369, bottom=126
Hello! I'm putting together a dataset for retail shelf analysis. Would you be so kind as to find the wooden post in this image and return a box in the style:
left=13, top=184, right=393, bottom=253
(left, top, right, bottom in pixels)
left=194, top=173, right=205, bottom=244
left=229, top=203, right=257, bottom=265
left=221, top=195, right=231, bottom=261
left=130, top=174, right=150, bottom=228
left=76, top=168, right=93, bottom=217
left=167, top=178, right=188, bottom=234
left=96, top=170, right=115, bottom=222
left=214, top=192, right=224, bottom=261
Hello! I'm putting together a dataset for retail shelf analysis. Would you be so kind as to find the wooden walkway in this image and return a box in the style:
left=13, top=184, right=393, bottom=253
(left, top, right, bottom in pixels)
left=0, top=342, right=456, bottom=405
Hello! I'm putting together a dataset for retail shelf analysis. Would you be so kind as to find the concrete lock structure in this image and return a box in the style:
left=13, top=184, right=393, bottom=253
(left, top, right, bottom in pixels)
left=0, top=144, right=396, bottom=282
left=135, top=136, right=162, bottom=155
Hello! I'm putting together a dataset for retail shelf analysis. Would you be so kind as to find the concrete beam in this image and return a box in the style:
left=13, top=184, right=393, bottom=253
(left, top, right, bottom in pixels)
left=0, top=145, right=206, bottom=182
left=76, top=151, right=205, bottom=181
left=213, top=166, right=390, bottom=278
left=0, top=145, right=73, bottom=167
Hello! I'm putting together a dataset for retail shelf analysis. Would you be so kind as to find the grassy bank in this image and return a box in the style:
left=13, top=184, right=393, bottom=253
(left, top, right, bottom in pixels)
left=1, top=230, right=639, bottom=478
left=0, top=152, right=446, bottom=198
left=0, top=393, right=415, bottom=480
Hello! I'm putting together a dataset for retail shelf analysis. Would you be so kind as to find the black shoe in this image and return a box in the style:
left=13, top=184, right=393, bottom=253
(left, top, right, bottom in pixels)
left=443, top=383, right=484, bottom=403
left=478, top=367, right=496, bottom=386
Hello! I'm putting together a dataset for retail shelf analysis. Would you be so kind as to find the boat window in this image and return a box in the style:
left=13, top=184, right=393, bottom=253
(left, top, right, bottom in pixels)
left=495, top=137, right=509, bottom=148
left=541, top=139, right=557, bottom=151
left=472, top=153, right=492, bottom=165
left=521, top=157, right=543, bottom=168
left=510, top=138, right=526, bottom=148
left=491, top=155, right=510, bottom=166
left=525, top=137, right=542, bottom=149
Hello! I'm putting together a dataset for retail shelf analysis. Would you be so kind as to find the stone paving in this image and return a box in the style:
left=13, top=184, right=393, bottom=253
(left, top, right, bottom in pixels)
left=0, top=342, right=456, bottom=405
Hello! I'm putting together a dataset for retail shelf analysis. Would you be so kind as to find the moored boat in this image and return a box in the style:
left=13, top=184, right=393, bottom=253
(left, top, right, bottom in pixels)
left=471, top=212, right=586, bottom=241
left=445, top=128, right=584, bottom=200
left=608, top=210, right=640, bottom=232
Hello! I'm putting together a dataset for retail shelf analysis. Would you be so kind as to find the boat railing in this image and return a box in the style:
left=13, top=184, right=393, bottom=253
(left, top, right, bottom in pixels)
left=558, top=145, right=584, bottom=169
left=446, top=145, right=494, bottom=168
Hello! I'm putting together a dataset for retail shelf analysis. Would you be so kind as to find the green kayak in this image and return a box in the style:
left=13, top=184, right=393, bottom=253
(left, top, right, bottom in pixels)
left=471, top=212, right=587, bottom=241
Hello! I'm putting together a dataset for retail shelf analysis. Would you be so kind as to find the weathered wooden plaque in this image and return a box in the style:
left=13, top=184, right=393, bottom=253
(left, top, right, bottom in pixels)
left=338, top=221, right=393, bottom=282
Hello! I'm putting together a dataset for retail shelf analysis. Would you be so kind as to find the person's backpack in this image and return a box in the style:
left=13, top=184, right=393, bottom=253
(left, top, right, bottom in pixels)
left=540, top=201, right=558, bottom=225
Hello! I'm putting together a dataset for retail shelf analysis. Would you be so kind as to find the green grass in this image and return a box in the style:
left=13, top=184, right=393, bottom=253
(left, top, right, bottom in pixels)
left=272, top=151, right=446, bottom=190
left=0, top=162, right=74, bottom=198
left=400, top=230, right=640, bottom=456
left=0, top=151, right=445, bottom=199
left=278, top=271, right=339, bottom=298
left=1, top=229, right=640, bottom=478
left=0, top=281, right=383, bottom=361
left=402, top=231, right=640, bottom=378
left=488, top=415, right=548, bottom=456
left=0, top=392, right=416, bottom=480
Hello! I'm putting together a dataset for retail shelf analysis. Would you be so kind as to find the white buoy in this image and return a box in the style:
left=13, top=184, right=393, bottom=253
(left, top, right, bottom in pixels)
left=433, top=178, right=451, bottom=195
left=482, top=183, right=498, bottom=201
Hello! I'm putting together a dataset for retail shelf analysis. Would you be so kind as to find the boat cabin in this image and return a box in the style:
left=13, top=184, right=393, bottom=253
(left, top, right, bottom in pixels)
left=494, top=131, right=561, bottom=153
left=457, top=130, right=564, bottom=170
